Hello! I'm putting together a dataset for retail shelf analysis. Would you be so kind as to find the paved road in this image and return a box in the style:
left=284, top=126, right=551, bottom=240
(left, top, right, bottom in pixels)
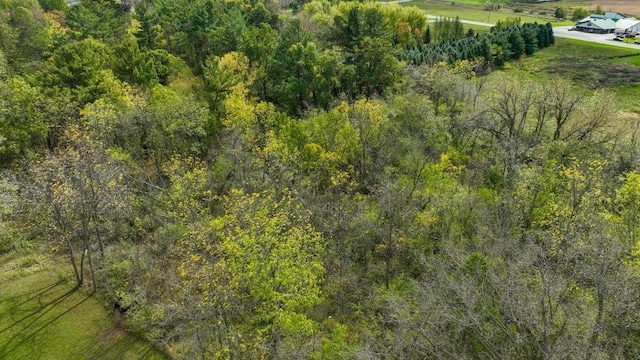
left=380, top=1, right=640, bottom=50
left=553, top=26, right=640, bottom=50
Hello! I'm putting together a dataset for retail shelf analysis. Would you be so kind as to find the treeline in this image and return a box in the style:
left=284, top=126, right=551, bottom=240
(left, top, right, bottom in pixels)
left=400, top=22, right=555, bottom=67
left=2, top=0, right=640, bottom=359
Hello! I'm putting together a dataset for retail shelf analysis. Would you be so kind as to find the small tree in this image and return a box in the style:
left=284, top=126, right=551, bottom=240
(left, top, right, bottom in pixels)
left=594, top=5, right=604, bottom=15
left=554, top=7, right=566, bottom=20
left=572, top=7, right=589, bottom=21
left=424, top=25, right=431, bottom=44
left=25, top=130, right=131, bottom=290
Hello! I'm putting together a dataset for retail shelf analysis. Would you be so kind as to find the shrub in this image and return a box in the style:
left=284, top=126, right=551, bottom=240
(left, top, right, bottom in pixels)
left=572, top=7, right=589, bottom=21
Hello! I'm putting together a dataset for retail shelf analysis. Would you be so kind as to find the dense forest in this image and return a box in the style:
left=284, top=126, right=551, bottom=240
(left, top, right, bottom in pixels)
left=1, top=0, right=640, bottom=358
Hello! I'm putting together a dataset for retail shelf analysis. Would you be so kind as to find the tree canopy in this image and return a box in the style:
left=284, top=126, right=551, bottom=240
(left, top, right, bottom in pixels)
left=2, top=0, right=640, bottom=358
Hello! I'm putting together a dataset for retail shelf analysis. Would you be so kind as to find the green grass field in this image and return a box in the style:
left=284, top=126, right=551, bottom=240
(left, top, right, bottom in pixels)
left=502, top=37, right=640, bottom=111
left=398, top=0, right=640, bottom=27
left=519, top=38, right=640, bottom=83
left=614, top=54, right=640, bottom=67
left=448, top=0, right=485, bottom=5
left=0, top=253, right=167, bottom=360
left=402, top=0, right=555, bottom=25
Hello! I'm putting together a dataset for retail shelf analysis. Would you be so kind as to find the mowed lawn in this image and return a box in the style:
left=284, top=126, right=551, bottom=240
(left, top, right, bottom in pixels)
left=0, top=253, right=167, bottom=360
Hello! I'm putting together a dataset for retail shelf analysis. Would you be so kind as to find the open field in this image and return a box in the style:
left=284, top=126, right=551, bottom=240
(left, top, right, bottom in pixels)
left=547, top=0, right=640, bottom=17
left=402, top=1, right=639, bottom=25
left=402, top=0, right=552, bottom=24
left=515, top=38, right=640, bottom=87
left=498, top=1, right=639, bottom=19
left=447, top=0, right=485, bottom=4
left=0, top=253, right=167, bottom=360
left=506, top=37, right=640, bottom=111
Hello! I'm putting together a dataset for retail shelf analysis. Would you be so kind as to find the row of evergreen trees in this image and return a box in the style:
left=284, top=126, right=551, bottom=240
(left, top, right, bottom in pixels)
left=399, top=22, right=554, bottom=67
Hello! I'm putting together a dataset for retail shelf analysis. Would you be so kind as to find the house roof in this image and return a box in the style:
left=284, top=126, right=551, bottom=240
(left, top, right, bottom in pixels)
left=576, top=18, right=617, bottom=30
left=615, top=18, right=640, bottom=30
left=582, top=12, right=626, bottom=22
left=604, top=12, right=626, bottom=20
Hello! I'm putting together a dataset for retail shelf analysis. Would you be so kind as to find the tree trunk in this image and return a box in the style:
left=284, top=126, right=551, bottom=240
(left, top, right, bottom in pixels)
left=65, top=237, right=82, bottom=287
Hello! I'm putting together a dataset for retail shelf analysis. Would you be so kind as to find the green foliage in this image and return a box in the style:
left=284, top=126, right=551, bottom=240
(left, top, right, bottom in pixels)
left=42, top=38, right=121, bottom=104
left=0, top=77, right=47, bottom=165
left=0, top=49, right=8, bottom=79
left=202, top=51, right=253, bottom=114
left=4, top=0, right=640, bottom=358
left=594, top=5, right=604, bottom=15
left=399, top=22, right=554, bottom=67
left=492, top=17, right=521, bottom=33
left=221, top=190, right=325, bottom=327
left=0, top=178, right=20, bottom=254
left=83, top=83, right=210, bottom=168
left=37, top=0, right=65, bottom=11
left=113, top=31, right=170, bottom=86
left=571, top=7, right=589, bottom=21
left=65, top=0, right=127, bottom=41
left=0, top=0, right=48, bottom=72
left=174, top=188, right=325, bottom=357
left=353, top=37, right=403, bottom=97
left=24, top=131, right=133, bottom=288
left=432, top=16, right=464, bottom=43
left=616, top=171, right=640, bottom=241
left=238, top=24, right=277, bottom=65
left=508, top=29, right=525, bottom=59
left=329, top=2, right=425, bottom=49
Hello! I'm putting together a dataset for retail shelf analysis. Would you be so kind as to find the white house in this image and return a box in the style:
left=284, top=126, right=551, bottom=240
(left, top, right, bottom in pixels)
left=615, top=18, right=640, bottom=34
left=574, top=18, right=617, bottom=34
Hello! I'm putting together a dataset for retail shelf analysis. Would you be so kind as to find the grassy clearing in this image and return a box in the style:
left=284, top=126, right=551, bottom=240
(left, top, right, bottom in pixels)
left=448, top=0, right=485, bottom=5
left=463, top=24, right=491, bottom=34
left=402, top=0, right=556, bottom=25
left=503, top=38, right=640, bottom=111
left=549, top=0, right=639, bottom=18
left=0, top=253, right=167, bottom=360
left=522, top=38, right=640, bottom=86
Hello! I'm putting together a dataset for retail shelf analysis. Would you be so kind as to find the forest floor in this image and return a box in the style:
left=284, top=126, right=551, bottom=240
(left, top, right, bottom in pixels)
left=0, top=252, right=167, bottom=360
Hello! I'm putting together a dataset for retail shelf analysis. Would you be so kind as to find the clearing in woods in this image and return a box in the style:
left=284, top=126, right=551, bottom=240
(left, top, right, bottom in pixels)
left=0, top=253, right=167, bottom=360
